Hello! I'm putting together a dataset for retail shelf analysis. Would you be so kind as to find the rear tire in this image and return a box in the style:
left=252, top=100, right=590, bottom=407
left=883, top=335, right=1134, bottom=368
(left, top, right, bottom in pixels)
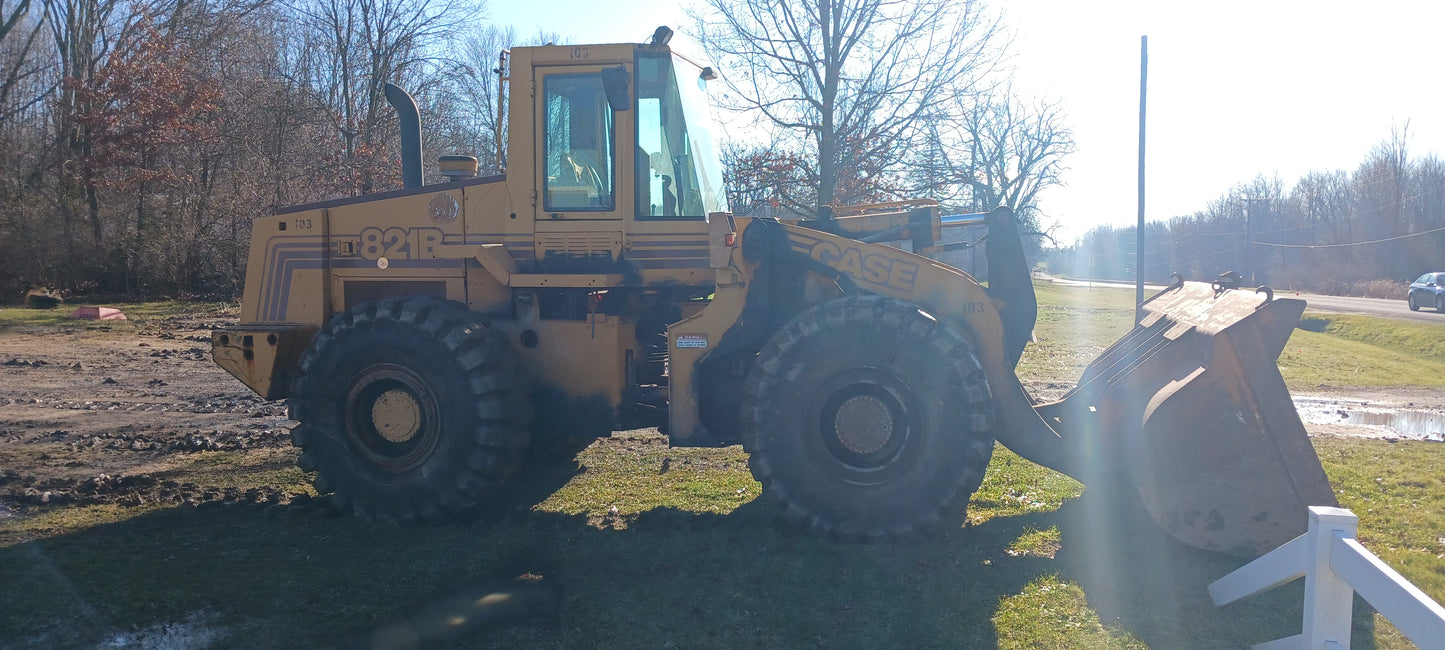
left=289, top=298, right=529, bottom=522
left=741, top=296, right=994, bottom=539
left=1437, top=295, right=1444, bottom=313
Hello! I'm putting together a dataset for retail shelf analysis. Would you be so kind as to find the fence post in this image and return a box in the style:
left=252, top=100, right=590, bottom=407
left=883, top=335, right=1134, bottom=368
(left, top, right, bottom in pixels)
left=1301, top=506, right=1358, bottom=649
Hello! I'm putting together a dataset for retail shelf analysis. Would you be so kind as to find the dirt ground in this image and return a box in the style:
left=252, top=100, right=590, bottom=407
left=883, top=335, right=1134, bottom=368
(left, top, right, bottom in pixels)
left=2, top=318, right=1442, bottom=520
left=0, top=317, right=296, bottom=519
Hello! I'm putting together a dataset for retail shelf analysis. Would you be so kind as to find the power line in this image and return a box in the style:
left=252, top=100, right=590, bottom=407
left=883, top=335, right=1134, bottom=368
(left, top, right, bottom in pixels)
left=1253, top=225, right=1445, bottom=249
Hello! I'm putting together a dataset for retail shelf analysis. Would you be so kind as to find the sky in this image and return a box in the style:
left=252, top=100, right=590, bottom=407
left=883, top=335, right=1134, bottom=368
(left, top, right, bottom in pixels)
left=488, top=0, right=1445, bottom=243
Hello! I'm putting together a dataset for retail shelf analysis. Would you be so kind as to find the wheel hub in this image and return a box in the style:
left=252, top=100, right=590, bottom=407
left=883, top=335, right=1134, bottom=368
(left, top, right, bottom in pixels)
left=811, top=368, right=919, bottom=481
left=343, top=363, right=441, bottom=473
left=371, top=389, right=421, bottom=443
left=833, top=394, right=894, bottom=454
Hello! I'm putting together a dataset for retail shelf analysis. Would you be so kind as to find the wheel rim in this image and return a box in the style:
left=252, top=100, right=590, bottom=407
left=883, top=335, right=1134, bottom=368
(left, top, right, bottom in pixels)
left=372, top=389, right=422, bottom=443
left=834, top=394, right=894, bottom=454
left=343, top=363, right=441, bottom=473
left=809, top=367, right=921, bottom=485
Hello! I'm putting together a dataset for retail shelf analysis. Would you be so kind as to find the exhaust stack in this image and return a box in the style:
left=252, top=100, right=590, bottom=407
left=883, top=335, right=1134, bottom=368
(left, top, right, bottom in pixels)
left=384, top=83, right=423, bottom=189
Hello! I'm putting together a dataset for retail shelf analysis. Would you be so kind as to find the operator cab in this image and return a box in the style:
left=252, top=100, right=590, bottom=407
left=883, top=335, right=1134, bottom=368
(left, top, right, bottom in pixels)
left=517, top=38, right=729, bottom=225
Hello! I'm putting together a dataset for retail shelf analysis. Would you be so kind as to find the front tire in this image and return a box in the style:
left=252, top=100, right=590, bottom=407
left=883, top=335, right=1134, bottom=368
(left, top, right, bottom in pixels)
left=1409, top=294, right=1420, bottom=311
left=741, top=296, right=994, bottom=539
left=289, top=298, right=529, bottom=521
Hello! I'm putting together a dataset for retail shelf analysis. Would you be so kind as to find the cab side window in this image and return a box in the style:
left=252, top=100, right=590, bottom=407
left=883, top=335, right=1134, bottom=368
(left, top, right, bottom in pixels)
left=635, top=54, right=705, bottom=219
left=544, top=74, right=615, bottom=211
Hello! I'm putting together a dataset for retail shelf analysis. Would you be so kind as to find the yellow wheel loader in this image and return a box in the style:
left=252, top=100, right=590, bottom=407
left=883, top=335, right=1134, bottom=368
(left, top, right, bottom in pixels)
left=212, top=30, right=1335, bottom=556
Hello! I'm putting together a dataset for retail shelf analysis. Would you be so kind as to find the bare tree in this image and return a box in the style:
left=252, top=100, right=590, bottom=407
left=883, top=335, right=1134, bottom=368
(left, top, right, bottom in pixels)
left=283, top=0, right=480, bottom=193
left=0, top=0, right=31, bottom=41
left=721, top=140, right=809, bottom=217
left=427, top=22, right=512, bottom=173
left=914, top=86, right=1074, bottom=239
left=429, top=24, right=562, bottom=175
left=693, top=0, right=1006, bottom=211
left=1, top=0, right=51, bottom=127
left=1352, top=123, right=1411, bottom=279
left=41, top=0, right=124, bottom=264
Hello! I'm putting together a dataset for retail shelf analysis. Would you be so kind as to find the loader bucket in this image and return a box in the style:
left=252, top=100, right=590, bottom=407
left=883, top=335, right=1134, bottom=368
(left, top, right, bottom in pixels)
left=1031, top=281, right=1337, bottom=557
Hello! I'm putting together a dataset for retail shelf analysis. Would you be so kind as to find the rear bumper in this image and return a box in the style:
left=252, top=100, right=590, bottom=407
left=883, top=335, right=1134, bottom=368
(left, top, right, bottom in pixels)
left=211, top=323, right=316, bottom=400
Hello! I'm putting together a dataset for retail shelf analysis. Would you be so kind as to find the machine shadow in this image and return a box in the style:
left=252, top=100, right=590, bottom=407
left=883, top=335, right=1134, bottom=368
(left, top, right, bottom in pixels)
left=1046, top=485, right=1378, bottom=649
left=0, top=465, right=1376, bottom=648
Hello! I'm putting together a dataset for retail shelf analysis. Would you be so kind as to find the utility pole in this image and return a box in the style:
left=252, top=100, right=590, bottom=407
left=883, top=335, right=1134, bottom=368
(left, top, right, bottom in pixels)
left=1244, top=198, right=1264, bottom=286
left=1136, top=35, right=1148, bottom=318
left=1245, top=200, right=1253, bottom=286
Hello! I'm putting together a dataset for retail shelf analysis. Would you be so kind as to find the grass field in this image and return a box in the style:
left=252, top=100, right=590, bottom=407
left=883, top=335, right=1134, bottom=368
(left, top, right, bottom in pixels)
left=2, top=287, right=1443, bottom=648
left=1023, top=283, right=1445, bottom=389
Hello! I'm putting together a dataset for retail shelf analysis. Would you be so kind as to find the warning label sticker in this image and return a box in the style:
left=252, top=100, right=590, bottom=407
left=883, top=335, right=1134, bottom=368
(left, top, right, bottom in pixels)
left=676, top=334, right=708, bottom=349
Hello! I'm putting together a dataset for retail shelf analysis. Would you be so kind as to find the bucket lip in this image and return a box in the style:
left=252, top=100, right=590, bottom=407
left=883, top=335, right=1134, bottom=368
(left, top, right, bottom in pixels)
left=1140, top=281, right=1304, bottom=335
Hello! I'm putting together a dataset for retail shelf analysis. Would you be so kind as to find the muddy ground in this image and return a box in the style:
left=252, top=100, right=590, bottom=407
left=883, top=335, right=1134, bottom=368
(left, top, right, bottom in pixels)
left=0, top=317, right=296, bottom=519
left=2, top=317, right=1442, bottom=521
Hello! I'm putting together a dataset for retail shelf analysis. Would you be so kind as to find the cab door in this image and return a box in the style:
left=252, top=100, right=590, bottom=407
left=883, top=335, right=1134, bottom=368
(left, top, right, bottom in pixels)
left=534, top=65, right=627, bottom=222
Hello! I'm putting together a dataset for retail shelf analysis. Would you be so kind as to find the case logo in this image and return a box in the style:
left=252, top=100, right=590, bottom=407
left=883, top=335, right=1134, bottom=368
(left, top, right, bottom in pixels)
left=807, top=241, right=920, bottom=292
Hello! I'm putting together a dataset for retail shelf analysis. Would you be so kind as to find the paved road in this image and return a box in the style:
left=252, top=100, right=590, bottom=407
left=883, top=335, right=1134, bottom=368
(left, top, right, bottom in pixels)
left=1042, top=275, right=1445, bottom=324
left=1290, top=291, right=1445, bottom=324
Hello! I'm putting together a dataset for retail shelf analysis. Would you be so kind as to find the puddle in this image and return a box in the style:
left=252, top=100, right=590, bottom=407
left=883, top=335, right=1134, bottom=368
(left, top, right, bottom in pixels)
left=102, top=610, right=225, bottom=648
left=1295, top=397, right=1445, bottom=442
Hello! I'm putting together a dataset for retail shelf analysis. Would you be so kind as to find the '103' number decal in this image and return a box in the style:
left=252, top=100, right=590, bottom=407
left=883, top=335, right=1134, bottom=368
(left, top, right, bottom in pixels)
left=357, top=227, right=444, bottom=260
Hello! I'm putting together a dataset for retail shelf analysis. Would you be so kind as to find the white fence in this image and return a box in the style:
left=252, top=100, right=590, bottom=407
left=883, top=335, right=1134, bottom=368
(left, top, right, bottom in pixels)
left=1208, top=506, right=1445, bottom=649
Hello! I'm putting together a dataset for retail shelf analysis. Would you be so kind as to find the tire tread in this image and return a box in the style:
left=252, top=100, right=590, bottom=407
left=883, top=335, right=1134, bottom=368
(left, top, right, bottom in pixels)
left=741, top=295, right=994, bottom=540
left=289, top=297, right=530, bottom=522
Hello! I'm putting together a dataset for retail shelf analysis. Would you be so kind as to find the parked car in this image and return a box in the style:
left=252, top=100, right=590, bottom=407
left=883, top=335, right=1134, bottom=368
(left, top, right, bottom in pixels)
left=1407, top=272, right=1445, bottom=312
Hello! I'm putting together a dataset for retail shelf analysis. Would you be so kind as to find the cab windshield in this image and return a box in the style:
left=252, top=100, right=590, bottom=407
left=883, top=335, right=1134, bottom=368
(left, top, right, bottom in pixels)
left=635, top=53, right=728, bottom=218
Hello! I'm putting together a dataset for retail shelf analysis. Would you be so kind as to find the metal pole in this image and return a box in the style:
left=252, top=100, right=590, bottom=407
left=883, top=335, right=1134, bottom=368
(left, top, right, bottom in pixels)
left=496, top=50, right=509, bottom=173
left=1136, top=35, right=1148, bottom=318
left=1245, top=198, right=1258, bottom=286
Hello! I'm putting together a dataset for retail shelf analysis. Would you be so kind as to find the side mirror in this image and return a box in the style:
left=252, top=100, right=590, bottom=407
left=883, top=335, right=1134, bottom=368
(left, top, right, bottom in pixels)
left=601, top=66, right=631, bottom=112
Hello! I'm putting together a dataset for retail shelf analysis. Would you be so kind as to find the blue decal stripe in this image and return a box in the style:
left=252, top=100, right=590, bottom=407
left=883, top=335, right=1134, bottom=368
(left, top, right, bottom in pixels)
left=330, top=259, right=467, bottom=270
left=634, top=260, right=714, bottom=269
left=266, top=254, right=470, bottom=319
left=259, top=240, right=322, bottom=310
left=260, top=241, right=324, bottom=321
left=266, top=249, right=324, bottom=320
left=445, top=236, right=529, bottom=246
left=464, top=234, right=533, bottom=245
left=273, top=256, right=323, bottom=320
left=627, top=249, right=708, bottom=259
left=632, top=240, right=707, bottom=248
